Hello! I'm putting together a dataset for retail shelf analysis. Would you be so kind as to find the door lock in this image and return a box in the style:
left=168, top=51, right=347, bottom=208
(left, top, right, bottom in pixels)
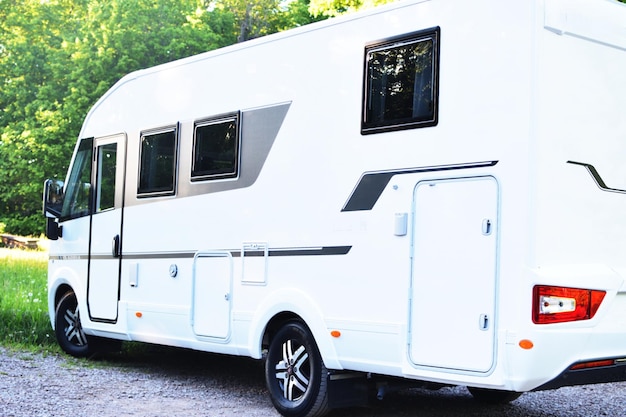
left=482, top=219, right=492, bottom=236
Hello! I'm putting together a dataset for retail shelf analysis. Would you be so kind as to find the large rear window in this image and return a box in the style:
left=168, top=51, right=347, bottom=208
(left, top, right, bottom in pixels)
left=362, top=27, right=440, bottom=135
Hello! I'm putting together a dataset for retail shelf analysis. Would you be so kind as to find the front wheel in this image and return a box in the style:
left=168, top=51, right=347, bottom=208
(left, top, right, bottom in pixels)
left=54, top=291, right=91, bottom=357
left=265, top=321, right=330, bottom=417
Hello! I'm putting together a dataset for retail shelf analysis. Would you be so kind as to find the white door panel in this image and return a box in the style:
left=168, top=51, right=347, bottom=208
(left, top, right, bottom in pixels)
left=409, top=176, right=498, bottom=372
left=192, top=252, right=233, bottom=340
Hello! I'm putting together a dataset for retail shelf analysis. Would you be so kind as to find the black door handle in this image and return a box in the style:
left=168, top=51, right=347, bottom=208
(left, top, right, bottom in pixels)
left=112, top=235, right=121, bottom=258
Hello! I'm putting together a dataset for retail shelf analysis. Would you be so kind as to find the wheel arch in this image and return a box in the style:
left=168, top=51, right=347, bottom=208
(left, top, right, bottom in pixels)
left=47, top=266, right=85, bottom=330
left=48, top=282, right=75, bottom=331
left=54, top=284, right=74, bottom=307
left=248, top=289, right=342, bottom=370
left=262, top=311, right=304, bottom=350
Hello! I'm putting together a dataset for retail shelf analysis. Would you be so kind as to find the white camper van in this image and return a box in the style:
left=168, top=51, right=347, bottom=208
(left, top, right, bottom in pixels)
left=43, top=0, right=626, bottom=415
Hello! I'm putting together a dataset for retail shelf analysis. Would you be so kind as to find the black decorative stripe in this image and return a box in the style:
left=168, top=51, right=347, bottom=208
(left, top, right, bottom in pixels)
left=342, top=161, right=499, bottom=212
left=234, top=246, right=352, bottom=257
left=568, top=161, right=626, bottom=194
left=50, top=246, right=352, bottom=261
left=120, top=252, right=196, bottom=260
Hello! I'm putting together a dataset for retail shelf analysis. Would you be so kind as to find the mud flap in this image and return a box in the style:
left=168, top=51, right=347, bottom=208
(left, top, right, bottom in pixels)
left=327, top=372, right=370, bottom=409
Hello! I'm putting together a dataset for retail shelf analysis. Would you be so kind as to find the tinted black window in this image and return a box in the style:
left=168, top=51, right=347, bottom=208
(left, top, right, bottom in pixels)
left=61, top=138, right=93, bottom=220
left=362, top=28, right=440, bottom=134
left=96, top=142, right=117, bottom=212
left=192, top=114, right=239, bottom=181
left=138, top=128, right=177, bottom=196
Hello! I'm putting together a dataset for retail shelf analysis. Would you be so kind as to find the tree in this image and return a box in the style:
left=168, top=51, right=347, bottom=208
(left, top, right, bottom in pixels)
left=309, top=0, right=395, bottom=17
left=224, top=0, right=284, bottom=42
left=0, top=0, right=232, bottom=236
left=206, top=0, right=326, bottom=42
left=0, top=0, right=78, bottom=235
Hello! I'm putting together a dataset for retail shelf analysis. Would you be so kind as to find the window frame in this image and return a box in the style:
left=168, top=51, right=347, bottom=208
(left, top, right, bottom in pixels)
left=137, top=124, right=179, bottom=198
left=191, top=112, right=241, bottom=182
left=361, top=27, right=441, bottom=135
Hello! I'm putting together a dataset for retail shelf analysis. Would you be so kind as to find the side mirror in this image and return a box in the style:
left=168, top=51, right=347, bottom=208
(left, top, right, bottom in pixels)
left=43, top=179, right=64, bottom=240
left=43, top=179, right=64, bottom=218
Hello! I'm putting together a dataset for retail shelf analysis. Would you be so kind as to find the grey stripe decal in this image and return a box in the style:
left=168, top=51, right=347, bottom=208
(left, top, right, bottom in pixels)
left=342, top=160, right=499, bottom=212
left=126, top=102, right=292, bottom=208
left=175, top=102, right=291, bottom=200
left=568, top=161, right=626, bottom=195
left=50, top=246, right=351, bottom=261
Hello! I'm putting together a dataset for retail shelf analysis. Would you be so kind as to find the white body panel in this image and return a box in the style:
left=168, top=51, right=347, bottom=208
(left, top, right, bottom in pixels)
left=47, top=0, right=626, bottom=395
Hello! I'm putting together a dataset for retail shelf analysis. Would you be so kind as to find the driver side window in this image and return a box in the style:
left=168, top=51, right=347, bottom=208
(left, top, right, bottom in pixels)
left=61, top=138, right=93, bottom=221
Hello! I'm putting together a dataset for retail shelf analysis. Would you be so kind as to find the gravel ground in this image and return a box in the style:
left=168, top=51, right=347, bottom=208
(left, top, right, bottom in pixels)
left=1, top=344, right=625, bottom=417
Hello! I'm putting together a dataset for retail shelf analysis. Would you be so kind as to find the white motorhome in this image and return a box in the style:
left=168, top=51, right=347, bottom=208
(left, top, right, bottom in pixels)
left=43, top=0, right=626, bottom=415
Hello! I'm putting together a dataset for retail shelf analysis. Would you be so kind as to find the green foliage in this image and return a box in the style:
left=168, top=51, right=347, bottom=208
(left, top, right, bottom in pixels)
left=0, top=249, right=52, bottom=348
left=309, top=0, right=395, bottom=17
left=0, top=0, right=234, bottom=236
left=206, top=0, right=325, bottom=42
left=280, top=0, right=329, bottom=31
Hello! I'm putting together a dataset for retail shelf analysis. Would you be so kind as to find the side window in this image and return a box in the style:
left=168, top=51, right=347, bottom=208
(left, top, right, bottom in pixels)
left=95, top=143, right=117, bottom=212
left=138, top=127, right=178, bottom=197
left=362, top=27, right=440, bottom=135
left=192, top=113, right=240, bottom=181
left=61, top=138, right=93, bottom=221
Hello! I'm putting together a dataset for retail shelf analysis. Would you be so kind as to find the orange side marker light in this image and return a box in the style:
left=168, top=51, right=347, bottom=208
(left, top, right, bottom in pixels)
left=330, top=330, right=341, bottom=338
left=135, top=312, right=143, bottom=318
left=519, top=339, right=534, bottom=350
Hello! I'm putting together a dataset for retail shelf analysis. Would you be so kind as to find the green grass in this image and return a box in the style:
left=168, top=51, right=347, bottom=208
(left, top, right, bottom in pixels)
left=0, top=248, right=56, bottom=350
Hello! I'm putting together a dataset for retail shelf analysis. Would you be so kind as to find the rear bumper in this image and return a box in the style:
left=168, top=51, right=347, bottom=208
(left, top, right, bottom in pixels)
left=534, top=358, right=626, bottom=391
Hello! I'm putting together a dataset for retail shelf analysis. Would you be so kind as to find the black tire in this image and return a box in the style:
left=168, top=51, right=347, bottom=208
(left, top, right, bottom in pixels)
left=265, top=321, right=330, bottom=417
left=468, top=387, right=523, bottom=404
left=54, top=291, right=91, bottom=357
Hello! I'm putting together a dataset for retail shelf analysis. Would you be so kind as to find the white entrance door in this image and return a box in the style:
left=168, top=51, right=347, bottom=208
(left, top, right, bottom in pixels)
left=87, top=134, right=126, bottom=322
left=409, top=176, right=498, bottom=372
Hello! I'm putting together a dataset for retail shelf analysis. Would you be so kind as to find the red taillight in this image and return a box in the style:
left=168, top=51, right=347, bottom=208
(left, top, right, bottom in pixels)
left=532, top=285, right=606, bottom=324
